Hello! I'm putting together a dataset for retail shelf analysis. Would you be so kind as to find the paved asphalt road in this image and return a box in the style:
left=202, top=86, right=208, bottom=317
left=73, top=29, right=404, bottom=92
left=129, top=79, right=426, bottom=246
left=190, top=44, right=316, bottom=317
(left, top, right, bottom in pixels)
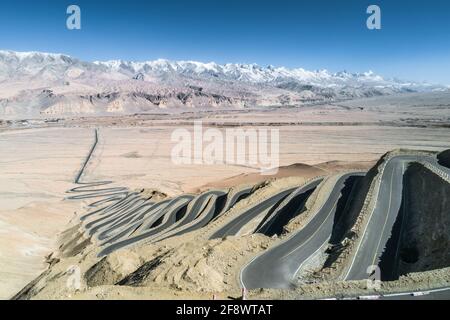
left=344, top=155, right=450, bottom=280
left=256, top=179, right=322, bottom=235
left=240, top=172, right=364, bottom=289
left=323, top=287, right=450, bottom=300
left=97, top=190, right=226, bottom=257
left=380, top=287, right=450, bottom=300
left=209, top=187, right=301, bottom=239
left=70, top=130, right=450, bottom=296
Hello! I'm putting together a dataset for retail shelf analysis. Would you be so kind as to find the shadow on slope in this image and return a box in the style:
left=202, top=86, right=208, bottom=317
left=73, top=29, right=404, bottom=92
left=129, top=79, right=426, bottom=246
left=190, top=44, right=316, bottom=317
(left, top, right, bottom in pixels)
left=379, top=163, right=450, bottom=281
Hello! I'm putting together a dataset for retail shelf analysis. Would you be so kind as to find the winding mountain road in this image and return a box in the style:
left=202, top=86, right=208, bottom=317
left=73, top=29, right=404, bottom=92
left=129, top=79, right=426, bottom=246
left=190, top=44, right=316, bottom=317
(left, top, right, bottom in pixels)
left=344, top=155, right=450, bottom=281
left=209, top=186, right=300, bottom=239
left=68, top=129, right=450, bottom=297
left=67, top=129, right=255, bottom=257
left=240, top=172, right=364, bottom=289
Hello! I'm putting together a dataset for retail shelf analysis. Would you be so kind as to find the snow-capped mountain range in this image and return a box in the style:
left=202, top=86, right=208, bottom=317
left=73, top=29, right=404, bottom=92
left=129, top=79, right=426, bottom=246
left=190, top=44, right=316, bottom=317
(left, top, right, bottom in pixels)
left=0, top=50, right=446, bottom=118
left=94, top=58, right=386, bottom=86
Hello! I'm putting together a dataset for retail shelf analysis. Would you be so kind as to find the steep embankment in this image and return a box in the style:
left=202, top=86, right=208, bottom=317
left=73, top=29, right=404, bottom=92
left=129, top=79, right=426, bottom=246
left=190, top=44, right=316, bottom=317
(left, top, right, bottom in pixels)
left=438, top=149, right=450, bottom=168
left=318, top=150, right=450, bottom=281
left=11, top=147, right=450, bottom=299
left=379, top=163, right=450, bottom=280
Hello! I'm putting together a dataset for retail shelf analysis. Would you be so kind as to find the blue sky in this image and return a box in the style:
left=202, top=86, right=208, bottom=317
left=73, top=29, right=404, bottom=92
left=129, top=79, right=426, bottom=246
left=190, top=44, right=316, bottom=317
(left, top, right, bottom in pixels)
left=0, top=0, right=449, bottom=84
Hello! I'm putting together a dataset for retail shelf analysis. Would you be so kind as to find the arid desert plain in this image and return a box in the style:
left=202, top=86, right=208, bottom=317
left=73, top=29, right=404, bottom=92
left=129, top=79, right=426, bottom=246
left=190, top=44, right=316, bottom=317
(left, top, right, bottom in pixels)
left=1, top=91, right=450, bottom=299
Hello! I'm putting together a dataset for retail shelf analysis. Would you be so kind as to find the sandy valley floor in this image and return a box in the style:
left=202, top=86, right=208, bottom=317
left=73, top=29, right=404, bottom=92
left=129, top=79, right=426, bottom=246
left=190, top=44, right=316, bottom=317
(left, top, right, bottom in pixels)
left=1, top=92, right=450, bottom=299
left=0, top=128, right=100, bottom=298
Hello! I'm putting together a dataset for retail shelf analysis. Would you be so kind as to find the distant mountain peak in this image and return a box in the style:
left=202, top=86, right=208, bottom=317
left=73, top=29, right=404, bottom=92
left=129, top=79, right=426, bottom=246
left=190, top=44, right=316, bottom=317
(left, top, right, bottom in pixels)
left=0, top=50, right=447, bottom=118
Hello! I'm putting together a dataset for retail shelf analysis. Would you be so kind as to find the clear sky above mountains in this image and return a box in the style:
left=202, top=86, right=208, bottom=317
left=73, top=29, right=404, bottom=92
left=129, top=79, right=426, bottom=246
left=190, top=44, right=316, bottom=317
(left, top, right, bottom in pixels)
left=0, top=0, right=449, bottom=84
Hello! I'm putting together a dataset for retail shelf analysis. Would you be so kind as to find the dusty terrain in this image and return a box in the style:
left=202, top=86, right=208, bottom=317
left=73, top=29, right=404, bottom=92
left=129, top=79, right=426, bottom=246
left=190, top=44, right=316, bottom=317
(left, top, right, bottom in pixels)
left=1, top=92, right=450, bottom=299
left=0, top=128, right=91, bottom=298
